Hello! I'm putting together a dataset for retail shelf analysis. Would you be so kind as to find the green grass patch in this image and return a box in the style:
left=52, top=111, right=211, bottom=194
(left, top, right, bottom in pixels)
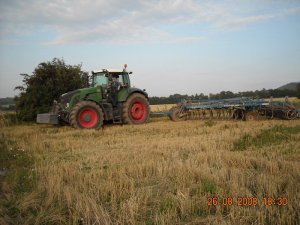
left=232, top=125, right=300, bottom=151
left=159, top=195, right=177, bottom=214
left=0, top=133, right=36, bottom=222
left=201, top=179, right=217, bottom=194
left=0, top=134, right=34, bottom=171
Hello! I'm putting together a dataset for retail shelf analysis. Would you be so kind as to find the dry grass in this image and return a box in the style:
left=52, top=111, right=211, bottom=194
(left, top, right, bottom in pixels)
left=150, top=104, right=176, bottom=112
left=1, top=115, right=300, bottom=225
left=0, top=112, right=18, bottom=128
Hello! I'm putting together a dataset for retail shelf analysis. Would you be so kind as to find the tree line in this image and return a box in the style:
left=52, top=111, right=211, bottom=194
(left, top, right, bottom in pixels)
left=149, top=88, right=299, bottom=105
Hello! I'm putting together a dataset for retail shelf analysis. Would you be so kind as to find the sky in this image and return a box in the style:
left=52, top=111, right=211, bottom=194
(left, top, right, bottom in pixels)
left=0, top=0, right=300, bottom=98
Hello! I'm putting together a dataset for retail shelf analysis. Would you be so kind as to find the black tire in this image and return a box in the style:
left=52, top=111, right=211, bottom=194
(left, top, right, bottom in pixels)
left=233, top=109, right=245, bottom=120
left=168, top=106, right=187, bottom=121
left=70, top=101, right=104, bottom=129
left=122, top=93, right=150, bottom=124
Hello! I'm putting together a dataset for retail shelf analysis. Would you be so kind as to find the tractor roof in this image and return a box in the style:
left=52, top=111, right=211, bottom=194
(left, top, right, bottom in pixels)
left=92, top=68, right=132, bottom=73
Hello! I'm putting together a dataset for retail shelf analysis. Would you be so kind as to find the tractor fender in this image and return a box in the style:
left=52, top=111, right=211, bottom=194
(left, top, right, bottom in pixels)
left=120, top=88, right=148, bottom=102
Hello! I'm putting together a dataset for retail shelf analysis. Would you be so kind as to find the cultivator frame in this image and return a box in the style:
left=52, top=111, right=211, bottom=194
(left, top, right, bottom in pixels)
left=168, top=97, right=300, bottom=121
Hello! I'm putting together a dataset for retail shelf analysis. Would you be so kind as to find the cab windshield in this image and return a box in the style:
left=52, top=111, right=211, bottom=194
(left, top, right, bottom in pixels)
left=92, top=72, right=130, bottom=87
left=92, top=72, right=108, bottom=87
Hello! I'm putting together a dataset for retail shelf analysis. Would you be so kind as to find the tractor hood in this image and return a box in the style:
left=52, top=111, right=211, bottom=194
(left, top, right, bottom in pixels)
left=58, top=86, right=102, bottom=111
left=59, top=90, right=80, bottom=103
left=59, top=87, right=100, bottom=102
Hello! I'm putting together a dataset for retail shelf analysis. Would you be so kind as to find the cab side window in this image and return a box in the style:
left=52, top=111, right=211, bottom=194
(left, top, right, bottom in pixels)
left=118, top=76, right=124, bottom=85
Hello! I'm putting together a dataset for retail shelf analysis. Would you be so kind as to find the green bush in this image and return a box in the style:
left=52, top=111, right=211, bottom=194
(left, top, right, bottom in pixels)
left=15, top=58, right=88, bottom=121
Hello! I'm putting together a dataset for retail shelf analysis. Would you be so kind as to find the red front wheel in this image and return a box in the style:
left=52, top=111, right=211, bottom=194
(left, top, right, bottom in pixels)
left=70, top=101, right=103, bottom=129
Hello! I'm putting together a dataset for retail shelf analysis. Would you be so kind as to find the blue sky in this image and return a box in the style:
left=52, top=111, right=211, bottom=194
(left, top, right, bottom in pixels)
left=0, top=0, right=299, bottom=98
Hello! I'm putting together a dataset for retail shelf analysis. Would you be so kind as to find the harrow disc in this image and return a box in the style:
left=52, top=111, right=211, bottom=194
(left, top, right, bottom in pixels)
left=169, top=107, right=187, bottom=121
left=285, top=110, right=297, bottom=120
left=245, top=111, right=259, bottom=121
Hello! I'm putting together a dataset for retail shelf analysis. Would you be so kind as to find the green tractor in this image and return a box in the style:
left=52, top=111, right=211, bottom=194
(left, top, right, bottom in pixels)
left=36, top=65, right=150, bottom=128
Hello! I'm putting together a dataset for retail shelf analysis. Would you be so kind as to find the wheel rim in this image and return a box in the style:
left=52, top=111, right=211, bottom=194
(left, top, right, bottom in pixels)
left=286, top=110, right=296, bottom=120
left=130, top=101, right=146, bottom=122
left=174, top=109, right=186, bottom=121
left=247, top=114, right=255, bottom=121
left=78, top=108, right=98, bottom=128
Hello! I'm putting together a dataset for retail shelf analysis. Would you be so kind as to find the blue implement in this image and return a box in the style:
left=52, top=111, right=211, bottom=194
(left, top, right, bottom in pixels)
left=168, top=97, right=300, bottom=121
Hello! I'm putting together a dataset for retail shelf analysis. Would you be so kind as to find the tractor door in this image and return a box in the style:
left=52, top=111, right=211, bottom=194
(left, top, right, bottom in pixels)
left=92, top=72, right=109, bottom=99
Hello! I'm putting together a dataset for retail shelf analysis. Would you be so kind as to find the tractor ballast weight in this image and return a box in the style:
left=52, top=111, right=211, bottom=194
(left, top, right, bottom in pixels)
left=37, top=65, right=150, bottom=128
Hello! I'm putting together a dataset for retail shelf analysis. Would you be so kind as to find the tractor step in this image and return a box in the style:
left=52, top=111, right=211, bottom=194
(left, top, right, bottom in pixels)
left=113, top=117, right=122, bottom=124
left=113, top=109, right=122, bottom=124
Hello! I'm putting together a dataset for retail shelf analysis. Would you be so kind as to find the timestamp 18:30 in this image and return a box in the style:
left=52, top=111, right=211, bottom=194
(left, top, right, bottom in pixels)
left=207, top=197, right=288, bottom=206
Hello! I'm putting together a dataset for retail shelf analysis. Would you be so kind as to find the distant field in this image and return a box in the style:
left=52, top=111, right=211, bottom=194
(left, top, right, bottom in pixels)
left=1, top=111, right=300, bottom=224
left=150, top=104, right=176, bottom=112
left=278, top=97, right=300, bottom=108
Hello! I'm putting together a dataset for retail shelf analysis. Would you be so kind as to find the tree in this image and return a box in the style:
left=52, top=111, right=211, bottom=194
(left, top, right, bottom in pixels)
left=15, top=58, right=88, bottom=121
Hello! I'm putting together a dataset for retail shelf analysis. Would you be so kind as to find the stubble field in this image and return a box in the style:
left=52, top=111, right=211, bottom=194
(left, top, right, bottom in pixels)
left=0, top=104, right=300, bottom=225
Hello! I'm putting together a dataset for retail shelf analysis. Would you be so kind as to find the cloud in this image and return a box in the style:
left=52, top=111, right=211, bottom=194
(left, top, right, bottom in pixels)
left=285, top=6, right=300, bottom=15
left=173, top=36, right=207, bottom=43
left=1, top=0, right=299, bottom=44
left=49, top=22, right=170, bottom=45
left=217, top=15, right=274, bottom=30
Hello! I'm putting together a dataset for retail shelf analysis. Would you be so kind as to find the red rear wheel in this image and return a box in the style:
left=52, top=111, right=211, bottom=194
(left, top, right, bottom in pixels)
left=122, top=93, right=150, bottom=124
left=130, top=101, right=146, bottom=122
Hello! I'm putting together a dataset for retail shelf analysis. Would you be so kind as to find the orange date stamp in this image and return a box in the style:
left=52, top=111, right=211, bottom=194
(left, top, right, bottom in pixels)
left=207, top=197, right=288, bottom=206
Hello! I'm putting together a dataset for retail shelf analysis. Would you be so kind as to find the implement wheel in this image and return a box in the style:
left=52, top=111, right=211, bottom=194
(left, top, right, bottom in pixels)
left=122, top=93, right=150, bottom=124
left=70, top=101, right=104, bottom=129
left=285, top=110, right=297, bottom=120
left=169, top=107, right=187, bottom=121
left=245, top=111, right=259, bottom=121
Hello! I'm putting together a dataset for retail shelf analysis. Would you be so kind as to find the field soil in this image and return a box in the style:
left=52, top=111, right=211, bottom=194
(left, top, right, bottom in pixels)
left=0, top=110, right=300, bottom=224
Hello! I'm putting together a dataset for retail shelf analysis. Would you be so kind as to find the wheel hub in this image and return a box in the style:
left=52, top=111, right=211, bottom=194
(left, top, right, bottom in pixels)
left=78, top=108, right=98, bottom=128
left=83, top=114, right=91, bottom=122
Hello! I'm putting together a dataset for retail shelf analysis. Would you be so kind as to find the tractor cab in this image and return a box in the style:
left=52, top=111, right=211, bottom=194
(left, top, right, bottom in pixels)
left=91, top=68, right=132, bottom=88
left=91, top=66, right=133, bottom=107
